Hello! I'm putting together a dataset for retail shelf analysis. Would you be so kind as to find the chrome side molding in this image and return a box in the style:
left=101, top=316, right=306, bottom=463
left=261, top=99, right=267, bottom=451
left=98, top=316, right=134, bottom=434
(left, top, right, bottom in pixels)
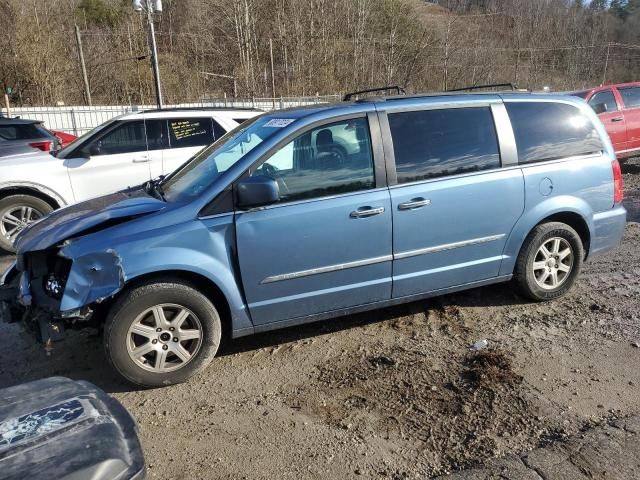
left=261, top=234, right=506, bottom=284
left=395, top=234, right=505, bottom=260
left=260, top=254, right=393, bottom=284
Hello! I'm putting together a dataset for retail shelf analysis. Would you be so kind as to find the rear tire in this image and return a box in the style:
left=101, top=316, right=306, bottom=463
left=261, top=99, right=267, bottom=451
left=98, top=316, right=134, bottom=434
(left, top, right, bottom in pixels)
left=0, top=194, right=53, bottom=253
left=104, top=279, right=221, bottom=387
left=514, top=222, right=584, bottom=301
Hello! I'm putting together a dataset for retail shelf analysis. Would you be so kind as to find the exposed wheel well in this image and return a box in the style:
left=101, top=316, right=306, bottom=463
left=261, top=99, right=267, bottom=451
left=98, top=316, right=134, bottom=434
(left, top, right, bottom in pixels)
left=535, top=212, right=591, bottom=257
left=107, top=270, right=233, bottom=342
left=0, top=187, right=61, bottom=210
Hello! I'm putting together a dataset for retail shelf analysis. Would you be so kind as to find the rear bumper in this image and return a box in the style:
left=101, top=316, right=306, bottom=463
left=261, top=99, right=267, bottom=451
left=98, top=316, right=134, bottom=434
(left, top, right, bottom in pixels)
left=590, top=204, right=627, bottom=257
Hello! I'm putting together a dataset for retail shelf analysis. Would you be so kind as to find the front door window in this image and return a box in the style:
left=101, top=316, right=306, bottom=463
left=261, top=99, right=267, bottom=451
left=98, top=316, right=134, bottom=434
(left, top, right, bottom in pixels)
left=252, top=117, right=375, bottom=203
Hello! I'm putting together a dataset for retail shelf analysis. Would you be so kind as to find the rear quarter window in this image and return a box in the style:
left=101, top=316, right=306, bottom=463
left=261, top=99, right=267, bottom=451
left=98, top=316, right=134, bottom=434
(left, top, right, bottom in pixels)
left=168, top=118, right=225, bottom=148
left=505, top=102, right=603, bottom=164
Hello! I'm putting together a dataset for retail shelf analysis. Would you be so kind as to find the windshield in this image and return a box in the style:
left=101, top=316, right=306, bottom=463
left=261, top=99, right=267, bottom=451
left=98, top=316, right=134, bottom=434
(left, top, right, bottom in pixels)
left=162, top=115, right=292, bottom=202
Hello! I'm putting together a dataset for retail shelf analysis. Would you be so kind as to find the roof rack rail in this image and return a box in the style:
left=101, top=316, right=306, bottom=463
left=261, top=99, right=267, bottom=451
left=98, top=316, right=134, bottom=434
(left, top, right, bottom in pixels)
left=140, top=106, right=263, bottom=113
left=447, top=83, right=520, bottom=92
left=343, top=86, right=406, bottom=101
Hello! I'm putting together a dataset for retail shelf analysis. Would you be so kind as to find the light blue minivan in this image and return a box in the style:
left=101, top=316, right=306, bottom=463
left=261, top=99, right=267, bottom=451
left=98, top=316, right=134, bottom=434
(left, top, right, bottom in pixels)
left=0, top=91, right=626, bottom=386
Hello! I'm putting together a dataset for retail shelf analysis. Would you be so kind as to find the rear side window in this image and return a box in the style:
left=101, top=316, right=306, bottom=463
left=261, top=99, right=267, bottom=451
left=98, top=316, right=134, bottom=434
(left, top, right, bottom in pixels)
left=145, top=119, right=168, bottom=150
left=168, top=118, right=223, bottom=148
left=388, top=107, right=500, bottom=184
left=506, top=102, right=603, bottom=164
left=0, top=123, right=47, bottom=140
left=619, top=87, right=640, bottom=108
left=589, top=90, right=618, bottom=113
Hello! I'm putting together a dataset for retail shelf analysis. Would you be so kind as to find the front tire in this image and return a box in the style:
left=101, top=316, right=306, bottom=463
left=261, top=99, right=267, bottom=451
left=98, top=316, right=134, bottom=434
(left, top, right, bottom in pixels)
left=0, top=194, right=53, bottom=253
left=514, top=222, right=584, bottom=301
left=104, top=279, right=221, bottom=387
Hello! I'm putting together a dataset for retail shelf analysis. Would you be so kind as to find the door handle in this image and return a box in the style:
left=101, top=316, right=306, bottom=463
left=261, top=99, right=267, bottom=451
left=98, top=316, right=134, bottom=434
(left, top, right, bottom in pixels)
left=611, top=117, right=624, bottom=122
left=132, top=157, right=151, bottom=163
left=398, top=198, right=431, bottom=210
left=350, top=206, right=385, bottom=218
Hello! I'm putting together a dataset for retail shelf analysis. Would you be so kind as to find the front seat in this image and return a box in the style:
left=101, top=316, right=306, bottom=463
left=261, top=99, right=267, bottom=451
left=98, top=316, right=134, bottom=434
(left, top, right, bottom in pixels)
left=315, top=129, right=341, bottom=169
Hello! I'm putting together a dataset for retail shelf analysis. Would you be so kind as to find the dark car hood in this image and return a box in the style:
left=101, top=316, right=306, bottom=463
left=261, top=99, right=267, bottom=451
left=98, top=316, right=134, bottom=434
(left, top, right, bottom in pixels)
left=15, top=189, right=166, bottom=253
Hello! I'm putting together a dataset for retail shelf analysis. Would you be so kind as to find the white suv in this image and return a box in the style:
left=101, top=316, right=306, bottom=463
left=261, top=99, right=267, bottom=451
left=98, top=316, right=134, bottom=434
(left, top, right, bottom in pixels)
left=0, top=108, right=261, bottom=252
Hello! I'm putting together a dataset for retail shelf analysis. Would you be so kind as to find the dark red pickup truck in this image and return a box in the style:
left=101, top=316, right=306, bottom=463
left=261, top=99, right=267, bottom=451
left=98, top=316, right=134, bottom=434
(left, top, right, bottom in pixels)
left=571, top=82, right=640, bottom=160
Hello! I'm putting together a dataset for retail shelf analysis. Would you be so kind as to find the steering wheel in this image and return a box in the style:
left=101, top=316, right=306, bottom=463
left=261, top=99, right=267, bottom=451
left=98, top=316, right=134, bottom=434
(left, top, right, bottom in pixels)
left=260, top=163, right=290, bottom=194
left=318, top=145, right=348, bottom=167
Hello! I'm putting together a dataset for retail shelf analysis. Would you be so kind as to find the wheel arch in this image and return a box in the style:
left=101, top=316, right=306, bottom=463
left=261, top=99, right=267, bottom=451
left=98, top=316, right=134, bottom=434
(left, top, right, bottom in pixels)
left=0, top=183, right=65, bottom=210
left=109, top=269, right=235, bottom=342
left=500, top=198, right=594, bottom=276
left=534, top=211, right=591, bottom=258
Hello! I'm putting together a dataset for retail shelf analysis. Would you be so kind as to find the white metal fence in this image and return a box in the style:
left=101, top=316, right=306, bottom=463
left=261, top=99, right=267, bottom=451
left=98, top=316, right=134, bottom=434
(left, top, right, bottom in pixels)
left=7, top=95, right=341, bottom=136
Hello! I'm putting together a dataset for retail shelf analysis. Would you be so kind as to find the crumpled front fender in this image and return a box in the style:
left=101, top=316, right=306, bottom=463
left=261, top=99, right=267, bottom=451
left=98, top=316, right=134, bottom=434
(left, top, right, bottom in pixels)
left=59, top=249, right=126, bottom=313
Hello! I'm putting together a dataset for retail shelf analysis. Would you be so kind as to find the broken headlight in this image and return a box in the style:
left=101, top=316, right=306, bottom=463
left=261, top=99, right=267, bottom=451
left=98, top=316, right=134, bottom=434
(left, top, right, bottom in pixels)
left=25, top=252, right=72, bottom=301
left=43, top=273, right=67, bottom=300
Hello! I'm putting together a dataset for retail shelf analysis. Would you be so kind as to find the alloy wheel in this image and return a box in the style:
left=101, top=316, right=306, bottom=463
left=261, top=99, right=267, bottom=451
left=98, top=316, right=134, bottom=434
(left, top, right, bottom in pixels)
left=0, top=205, right=43, bottom=242
left=127, top=303, right=204, bottom=373
left=532, top=237, right=574, bottom=290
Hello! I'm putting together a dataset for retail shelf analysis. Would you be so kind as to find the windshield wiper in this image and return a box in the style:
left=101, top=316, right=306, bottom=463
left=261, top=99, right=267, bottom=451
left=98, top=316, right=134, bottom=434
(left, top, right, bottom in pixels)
left=145, top=176, right=166, bottom=201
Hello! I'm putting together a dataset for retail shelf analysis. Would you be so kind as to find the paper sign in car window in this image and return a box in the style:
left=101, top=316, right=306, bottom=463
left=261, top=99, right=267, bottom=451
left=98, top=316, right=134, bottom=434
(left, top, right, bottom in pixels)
left=264, top=119, right=295, bottom=128
left=171, top=120, right=206, bottom=140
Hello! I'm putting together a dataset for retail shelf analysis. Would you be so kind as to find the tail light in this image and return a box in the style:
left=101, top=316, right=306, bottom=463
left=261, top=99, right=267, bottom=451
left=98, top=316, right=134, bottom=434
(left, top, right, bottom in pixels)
left=612, top=159, right=624, bottom=204
left=29, top=140, right=52, bottom=152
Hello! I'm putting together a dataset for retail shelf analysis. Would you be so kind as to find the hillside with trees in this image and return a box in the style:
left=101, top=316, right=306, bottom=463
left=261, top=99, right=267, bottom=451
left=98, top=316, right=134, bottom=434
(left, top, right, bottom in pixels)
left=0, top=0, right=639, bottom=106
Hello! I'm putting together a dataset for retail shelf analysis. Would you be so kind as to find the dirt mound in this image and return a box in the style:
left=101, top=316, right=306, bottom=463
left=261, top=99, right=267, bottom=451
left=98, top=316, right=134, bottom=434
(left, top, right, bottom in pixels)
left=463, top=350, right=523, bottom=388
left=288, top=327, right=558, bottom=477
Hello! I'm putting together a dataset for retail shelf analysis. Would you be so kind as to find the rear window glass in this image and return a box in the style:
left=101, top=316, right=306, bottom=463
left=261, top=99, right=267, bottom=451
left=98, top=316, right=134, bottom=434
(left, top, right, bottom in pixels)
left=388, top=107, right=501, bottom=184
left=505, top=102, right=603, bottom=164
left=619, top=87, right=640, bottom=108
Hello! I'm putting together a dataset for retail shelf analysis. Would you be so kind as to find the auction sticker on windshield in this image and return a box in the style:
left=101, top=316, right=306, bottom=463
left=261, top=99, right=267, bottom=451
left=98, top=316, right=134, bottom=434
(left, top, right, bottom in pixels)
left=264, top=119, right=295, bottom=128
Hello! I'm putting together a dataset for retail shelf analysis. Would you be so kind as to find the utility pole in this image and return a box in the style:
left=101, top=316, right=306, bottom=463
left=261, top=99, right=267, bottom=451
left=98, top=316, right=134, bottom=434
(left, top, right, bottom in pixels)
left=133, top=0, right=163, bottom=108
left=75, top=25, right=92, bottom=106
left=146, top=5, right=163, bottom=108
left=269, top=38, right=276, bottom=109
left=3, top=92, right=10, bottom=117
left=602, top=43, right=611, bottom=85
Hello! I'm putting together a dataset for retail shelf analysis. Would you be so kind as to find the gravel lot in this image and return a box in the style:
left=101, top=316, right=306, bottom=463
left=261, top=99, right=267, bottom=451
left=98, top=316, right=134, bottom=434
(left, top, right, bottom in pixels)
left=1, top=158, right=640, bottom=479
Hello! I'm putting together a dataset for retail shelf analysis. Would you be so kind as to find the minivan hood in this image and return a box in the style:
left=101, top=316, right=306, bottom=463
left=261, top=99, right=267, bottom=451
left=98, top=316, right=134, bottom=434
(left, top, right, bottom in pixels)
left=15, top=189, right=166, bottom=253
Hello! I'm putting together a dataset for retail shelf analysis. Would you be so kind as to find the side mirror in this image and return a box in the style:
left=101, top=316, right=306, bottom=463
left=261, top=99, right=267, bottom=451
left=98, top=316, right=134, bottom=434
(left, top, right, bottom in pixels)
left=592, top=102, right=607, bottom=115
left=237, top=176, right=279, bottom=209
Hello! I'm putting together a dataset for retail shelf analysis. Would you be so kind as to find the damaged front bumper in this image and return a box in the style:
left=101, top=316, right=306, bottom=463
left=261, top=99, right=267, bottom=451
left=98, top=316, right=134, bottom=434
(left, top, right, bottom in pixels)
left=1, top=246, right=125, bottom=344
left=1, top=268, right=69, bottom=344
